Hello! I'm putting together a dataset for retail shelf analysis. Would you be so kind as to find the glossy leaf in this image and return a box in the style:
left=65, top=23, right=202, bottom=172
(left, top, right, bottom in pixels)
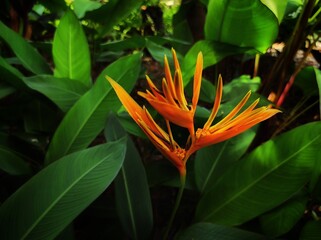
left=195, top=122, right=321, bottom=225
left=24, top=75, right=88, bottom=112
left=176, top=222, right=267, bottom=240
left=205, top=0, right=286, bottom=52
left=105, top=114, right=153, bottom=240
left=0, top=145, right=32, bottom=175
left=194, top=128, right=256, bottom=193
left=53, top=10, right=91, bottom=87
left=260, top=196, right=307, bottom=237
left=0, top=21, right=51, bottom=74
left=45, top=53, right=141, bottom=164
left=73, top=0, right=102, bottom=18
left=0, top=138, right=126, bottom=240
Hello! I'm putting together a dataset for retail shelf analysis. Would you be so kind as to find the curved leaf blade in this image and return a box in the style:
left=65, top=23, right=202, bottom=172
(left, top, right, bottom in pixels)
left=204, top=0, right=283, bottom=52
left=24, top=75, right=89, bottom=112
left=177, top=222, right=267, bottom=240
left=53, top=10, right=91, bottom=87
left=45, top=53, right=141, bottom=164
left=196, top=122, right=321, bottom=225
left=195, top=128, right=256, bottom=193
left=105, top=114, right=153, bottom=240
left=0, top=145, right=32, bottom=175
left=0, top=138, right=126, bottom=240
left=0, top=21, right=51, bottom=74
left=259, top=196, right=307, bottom=237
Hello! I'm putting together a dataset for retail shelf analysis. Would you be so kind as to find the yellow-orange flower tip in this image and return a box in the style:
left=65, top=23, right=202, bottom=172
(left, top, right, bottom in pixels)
left=192, top=52, right=203, bottom=111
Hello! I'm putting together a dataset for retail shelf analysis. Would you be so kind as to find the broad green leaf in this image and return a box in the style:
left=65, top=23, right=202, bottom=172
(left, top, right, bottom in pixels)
left=260, top=196, right=307, bottom=237
left=73, top=0, right=102, bottom=18
left=117, top=111, right=146, bottom=139
left=45, top=53, right=141, bottom=164
left=0, top=21, right=51, bottom=74
left=0, top=145, right=32, bottom=175
left=145, top=39, right=179, bottom=67
left=0, top=138, right=126, bottom=240
left=176, top=222, right=267, bottom=240
left=182, top=40, right=255, bottom=86
left=0, top=57, right=28, bottom=89
left=53, top=10, right=91, bottom=87
left=205, top=0, right=286, bottom=52
left=105, top=114, right=153, bottom=240
left=195, top=128, right=256, bottom=193
left=24, top=75, right=88, bottom=112
left=300, top=221, right=321, bottom=240
left=261, top=0, right=288, bottom=23
left=195, top=122, right=321, bottom=225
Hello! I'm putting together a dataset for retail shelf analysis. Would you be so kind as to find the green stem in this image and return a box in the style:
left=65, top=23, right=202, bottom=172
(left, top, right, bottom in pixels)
left=163, top=174, right=186, bottom=240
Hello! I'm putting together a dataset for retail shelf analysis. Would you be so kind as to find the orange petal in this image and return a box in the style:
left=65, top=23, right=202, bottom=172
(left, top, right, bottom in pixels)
left=146, top=98, right=193, bottom=129
left=107, top=76, right=143, bottom=122
left=203, top=75, right=223, bottom=129
left=164, top=55, right=177, bottom=99
left=192, top=52, right=203, bottom=111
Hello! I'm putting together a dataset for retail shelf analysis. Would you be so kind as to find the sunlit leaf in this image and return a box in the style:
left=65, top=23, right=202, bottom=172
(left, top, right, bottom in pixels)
left=205, top=0, right=286, bottom=52
left=0, top=139, right=126, bottom=239
left=196, top=122, right=321, bottom=225
left=53, top=10, right=91, bottom=87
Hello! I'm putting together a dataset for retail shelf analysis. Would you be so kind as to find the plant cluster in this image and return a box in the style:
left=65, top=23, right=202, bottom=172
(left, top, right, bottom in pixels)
left=0, top=0, right=320, bottom=239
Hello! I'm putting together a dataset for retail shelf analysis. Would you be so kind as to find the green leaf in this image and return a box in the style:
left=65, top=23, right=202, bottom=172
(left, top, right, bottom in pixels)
left=53, top=10, right=91, bottom=87
left=204, top=0, right=285, bottom=52
left=24, top=75, right=88, bottom=112
left=300, top=221, right=321, bottom=240
left=194, top=128, right=256, bottom=193
left=195, top=122, right=321, bottom=225
left=176, top=222, right=268, bottom=240
left=0, top=138, right=126, bottom=240
left=73, top=0, right=102, bottom=18
left=45, top=53, right=141, bottom=164
left=259, top=196, right=307, bottom=237
left=105, top=114, right=153, bottom=240
left=295, top=67, right=320, bottom=97
left=0, top=21, right=51, bottom=74
left=0, top=145, right=32, bottom=175
left=182, top=40, right=255, bottom=86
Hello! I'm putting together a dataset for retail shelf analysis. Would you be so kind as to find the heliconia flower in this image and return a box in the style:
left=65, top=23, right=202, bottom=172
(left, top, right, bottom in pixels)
left=107, top=50, right=280, bottom=176
left=137, top=49, right=202, bottom=136
left=107, top=77, right=187, bottom=176
left=187, top=75, right=281, bottom=154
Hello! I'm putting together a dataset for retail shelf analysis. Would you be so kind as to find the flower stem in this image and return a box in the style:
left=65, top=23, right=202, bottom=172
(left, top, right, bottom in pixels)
left=163, top=173, right=186, bottom=240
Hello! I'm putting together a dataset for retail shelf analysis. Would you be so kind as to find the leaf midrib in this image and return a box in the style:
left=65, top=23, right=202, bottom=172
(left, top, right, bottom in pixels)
left=202, top=135, right=320, bottom=221
left=22, top=153, right=112, bottom=238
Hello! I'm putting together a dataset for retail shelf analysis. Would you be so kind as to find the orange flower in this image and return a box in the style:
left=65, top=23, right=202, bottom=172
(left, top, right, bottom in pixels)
left=107, top=77, right=187, bottom=176
left=188, top=75, right=281, bottom=154
left=107, top=50, right=280, bottom=176
left=138, top=49, right=202, bottom=136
